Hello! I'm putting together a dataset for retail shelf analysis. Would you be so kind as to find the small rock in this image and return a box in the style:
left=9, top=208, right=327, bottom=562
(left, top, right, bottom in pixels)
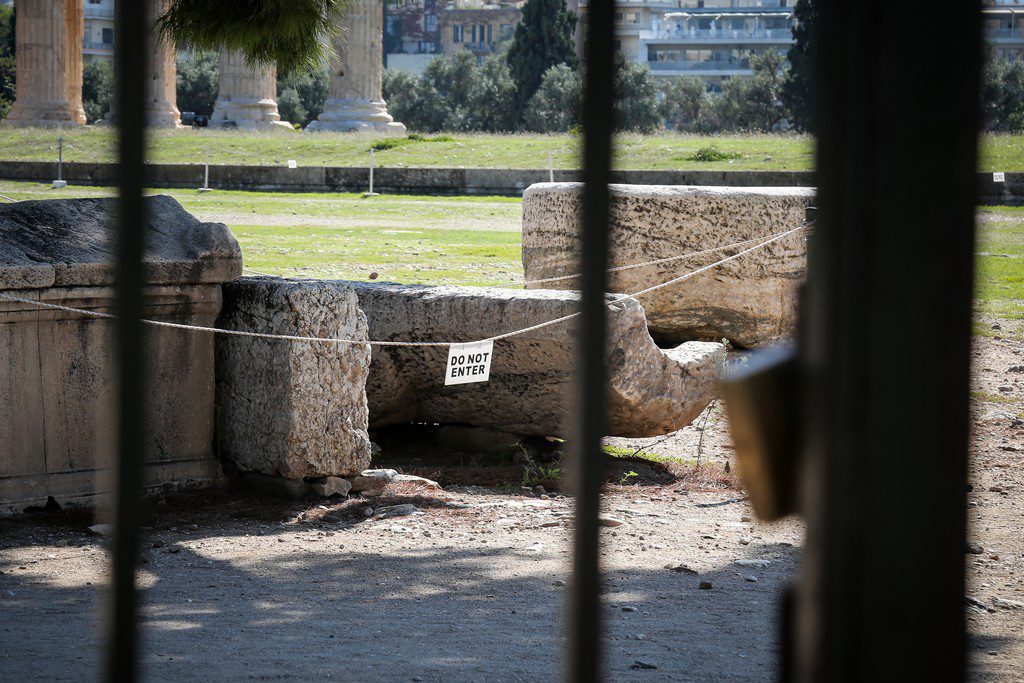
left=740, top=516, right=752, bottom=522
left=521, top=487, right=534, bottom=495
left=988, top=486, right=1004, bottom=493
left=967, top=542, right=985, bottom=555
left=369, top=271, right=379, bottom=280
left=668, top=564, right=699, bottom=575
left=151, top=539, right=166, bottom=549
left=309, top=476, right=352, bottom=498
left=598, top=515, right=625, bottom=528
left=992, top=596, right=1024, bottom=610
left=374, top=504, right=422, bottom=519
left=539, top=521, right=561, bottom=528
left=966, top=596, right=991, bottom=612
left=992, top=323, right=1002, bottom=330
left=630, top=661, right=658, bottom=670
left=88, top=524, right=114, bottom=537
left=321, top=514, right=342, bottom=524
left=552, top=580, right=566, bottom=587
left=621, top=606, right=637, bottom=612
left=363, top=507, right=375, bottom=517
left=734, top=559, right=771, bottom=568
left=699, top=581, right=714, bottom=590
left=738, top=537, right=752, bottom=545
left=168, top=546, right=182, bottom=554
left=534, top=485, right=546, bottom=496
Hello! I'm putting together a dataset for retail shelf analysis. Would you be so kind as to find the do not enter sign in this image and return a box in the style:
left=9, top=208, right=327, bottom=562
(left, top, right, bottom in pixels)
left=445, top=340, right=493, bottom=386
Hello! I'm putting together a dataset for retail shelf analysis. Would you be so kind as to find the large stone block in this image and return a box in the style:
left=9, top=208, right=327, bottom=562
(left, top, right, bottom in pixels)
left=215, top=278, right=372, bottom=479
left=522, top=183, right=815, bottom=347
left=0, top=196, right=241, bottom=514
left=348, top=282, right=724, bottom=438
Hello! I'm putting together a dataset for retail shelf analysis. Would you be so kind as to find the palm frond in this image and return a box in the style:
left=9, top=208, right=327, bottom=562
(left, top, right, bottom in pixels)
left=159, top=0, right=351, bottom=74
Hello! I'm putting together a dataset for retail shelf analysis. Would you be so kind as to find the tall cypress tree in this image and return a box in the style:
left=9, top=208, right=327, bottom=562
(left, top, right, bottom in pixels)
left=781, top=0, right=817, bottom=132
left=506, top=0, right=577, bottom=121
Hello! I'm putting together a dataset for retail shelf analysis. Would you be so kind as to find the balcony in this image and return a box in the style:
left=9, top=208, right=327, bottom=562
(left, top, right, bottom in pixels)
left=641, top=27, right=793, bottom=42
left=84, top=6, right=115, bottom=20
left=648, top=58, right=751, bottom=72
left=985, top=27, right=1024, bottom=41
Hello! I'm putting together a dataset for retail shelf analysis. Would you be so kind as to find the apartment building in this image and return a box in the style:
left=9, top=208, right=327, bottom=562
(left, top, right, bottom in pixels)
left=83, top=0, right=115, bottom=63
left=438, top=3, right=522, bottom=58
left=984, top=0, right=1024, bottom=61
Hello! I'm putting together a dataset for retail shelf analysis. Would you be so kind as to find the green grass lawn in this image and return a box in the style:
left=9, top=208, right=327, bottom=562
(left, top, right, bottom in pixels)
left=0, top=126, right=1019, bottom=172
left=1, top=182, right=1020, bottom=312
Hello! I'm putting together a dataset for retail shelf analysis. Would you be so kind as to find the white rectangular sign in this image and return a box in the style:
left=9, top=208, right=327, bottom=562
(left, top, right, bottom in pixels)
left=445, top=340, right=493, bottom=386
left=287, top=159, right=297, bottom=169
left=994, top=171, right=1006, bottom=183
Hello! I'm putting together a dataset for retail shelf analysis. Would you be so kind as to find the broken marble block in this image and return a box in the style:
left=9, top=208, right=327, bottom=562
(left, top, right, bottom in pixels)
left=522, top=183, right=815, bottom=347
left=347, top=281, right=725, bottom=438
left=215, top=278, right=372, bottom=478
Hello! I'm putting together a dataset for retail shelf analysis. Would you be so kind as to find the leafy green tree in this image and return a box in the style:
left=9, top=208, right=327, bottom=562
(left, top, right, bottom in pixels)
left=466, top=54, right=518, bottom=132
left=0, top=4, right=14, bottom=59
left=82, top=60, right=114, bottom=123
left=613, top=54, right=660, bottom=133
left=277, top=87, right=306, bottom=127
left=277, top=66, right=328, bottom=126
left=712, top=50, right=788, bottom=132
left=781, top=0, right=816, bottom=132
left=659, top=76, right=710, bottom=132
left=0, top=56, right=14, bottom=120
left=982, top=53, right=1024, bottom=132
left=176, top=51, right=219, bottom=116
left=522, top=63, right=581, bottom=132
left=506, top=0, right=577, bottom=119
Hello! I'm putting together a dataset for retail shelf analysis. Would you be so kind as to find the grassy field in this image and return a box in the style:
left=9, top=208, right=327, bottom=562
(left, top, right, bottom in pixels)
left=0, top=126, right=1021, bottom=172
left=1, top=182, right=1020, bottom=319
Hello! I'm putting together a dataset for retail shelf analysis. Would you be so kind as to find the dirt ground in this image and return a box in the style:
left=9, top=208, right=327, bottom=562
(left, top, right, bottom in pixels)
left=0, top=327, right=1021, bottom=681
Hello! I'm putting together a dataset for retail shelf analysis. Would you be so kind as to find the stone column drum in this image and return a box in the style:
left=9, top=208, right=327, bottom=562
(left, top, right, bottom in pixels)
left=2, top=0, right=86, bottom=127
left=308, top=0, right=405, bottom=133
left=145, top=0, right=182, bottom=127
left=211, top=50, right=293, bottom=131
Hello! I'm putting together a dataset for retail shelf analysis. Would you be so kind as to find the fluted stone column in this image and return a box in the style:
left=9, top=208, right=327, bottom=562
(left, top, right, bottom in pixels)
left=145, top=0, right=182, bottom=127
left=2, top=0, right=86, bottom=127
left=211, top=50, right=293, bottom=131
left=308, top=0, right=405, bottom=134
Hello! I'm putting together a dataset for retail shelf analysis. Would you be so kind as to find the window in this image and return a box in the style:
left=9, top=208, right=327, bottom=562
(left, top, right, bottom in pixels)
left=453, top=25, right=463, bottom=43
left=471, top=25, right=477, bottom=44
left=424, top=13, right=437, bottom=32
left=102, top=27, right=113, bottom=44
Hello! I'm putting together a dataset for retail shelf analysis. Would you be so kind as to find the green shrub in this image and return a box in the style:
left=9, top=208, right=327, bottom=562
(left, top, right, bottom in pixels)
left=686, top=146, right=743, bottom=162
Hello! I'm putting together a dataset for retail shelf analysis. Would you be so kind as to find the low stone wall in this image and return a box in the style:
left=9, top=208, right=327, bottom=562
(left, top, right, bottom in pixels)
left=523, top=183, right=814, bottom=348
left=0, top=161, right=1017, bottom=201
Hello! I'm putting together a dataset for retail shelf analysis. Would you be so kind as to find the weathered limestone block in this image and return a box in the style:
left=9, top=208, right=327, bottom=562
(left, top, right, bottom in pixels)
left=216, top=278, right=372, bottom=479
left=348, top=282, right=725, bottom=438
left=522, top=183, right=815, bottom=347
left=0, top=196, right=241, bottom=514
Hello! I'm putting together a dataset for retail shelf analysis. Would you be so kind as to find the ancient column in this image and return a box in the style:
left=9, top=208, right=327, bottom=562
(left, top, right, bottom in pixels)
left=2, top=0, right=86, bottom=127
left=308, top=0, right=405, bottom=133
left=210, top=50, right=293, bottom=131
left=145, top=0, right=182, bottom=127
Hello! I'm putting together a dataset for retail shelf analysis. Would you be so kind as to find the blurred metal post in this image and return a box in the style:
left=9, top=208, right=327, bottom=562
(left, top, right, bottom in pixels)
left=796, top=2, right=981, bottom=681
left=108, top=0, right=149, bottom=679
left=567, top=0, right=615, bottom=680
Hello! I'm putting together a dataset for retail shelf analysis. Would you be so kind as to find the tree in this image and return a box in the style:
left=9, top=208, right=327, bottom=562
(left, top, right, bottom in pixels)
left=0, top=57, right=14, bottom=120
left=782, top=0, right=817, bottom=132
left=466, top=54, right=518, bottom=133
left=277, top=88, right=305, bottom=127
left=712, top=50, right=788, bottom=132
left=613, top=54, right=660, bottom=133
left=982, top=53, right=1024, bottom=132
left=659, top=77, right=710, bottom=132
left=82, top=60, right=114, bottom=123
left=0, top=3, right=14, bottom=59
left=176, top=51, right=219, bottom=116
left=506, top=0, right=577, bottom=119
left=522, top=63, right=581, bottom=132
left=277, top=66, right=328, bottom=127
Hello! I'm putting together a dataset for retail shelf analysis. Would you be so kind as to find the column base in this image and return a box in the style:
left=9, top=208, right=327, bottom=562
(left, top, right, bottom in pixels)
left=1, top=101, right=86, bottom=127
left=211, top=98, right=294, bottom=132
left=307, top=99, right=406, bottom=135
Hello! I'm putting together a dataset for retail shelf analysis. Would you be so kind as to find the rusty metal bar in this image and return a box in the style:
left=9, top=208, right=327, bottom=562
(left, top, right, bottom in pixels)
left=107, top=0, right=149, bottom=679
left=796, top=2, right=981, bottom=680
left=567, top=2, right=616, bottom=681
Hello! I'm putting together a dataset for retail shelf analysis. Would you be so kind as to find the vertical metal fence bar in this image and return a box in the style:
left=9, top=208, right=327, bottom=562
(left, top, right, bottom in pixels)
left=797, top=2, right=981, bottom=680
left=567, top=2, right=615, bottom=681
left=108, top=0, right=149, bottom=679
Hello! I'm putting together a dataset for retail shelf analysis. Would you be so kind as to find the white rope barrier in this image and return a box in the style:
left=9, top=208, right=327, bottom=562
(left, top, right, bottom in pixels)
left=0, top=223, right=806, bottom=348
